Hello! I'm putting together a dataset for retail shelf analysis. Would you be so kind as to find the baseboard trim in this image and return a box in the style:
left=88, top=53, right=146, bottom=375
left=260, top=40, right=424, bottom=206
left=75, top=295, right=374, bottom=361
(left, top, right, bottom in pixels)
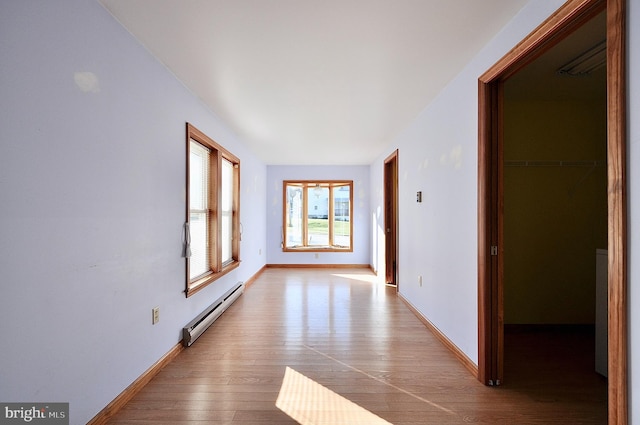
left=266, top=263, right=371, bottom=269
left=398, top=293, right=478, bottom=378
left=87, top=342, right=184, bottom=425
left=244, top=265, right=267, bottom=289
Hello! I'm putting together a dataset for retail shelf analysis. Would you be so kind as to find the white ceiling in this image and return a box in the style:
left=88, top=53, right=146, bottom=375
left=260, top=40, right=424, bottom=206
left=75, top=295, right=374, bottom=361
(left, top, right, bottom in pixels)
left=99, top=0, right=529, bottom=165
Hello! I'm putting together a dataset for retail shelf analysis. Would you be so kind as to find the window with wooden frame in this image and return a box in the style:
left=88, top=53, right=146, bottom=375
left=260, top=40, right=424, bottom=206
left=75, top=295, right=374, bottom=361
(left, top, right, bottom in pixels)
left=283, top=180, right=353, bottom=252
left=185, top=123, right=240, bottom=297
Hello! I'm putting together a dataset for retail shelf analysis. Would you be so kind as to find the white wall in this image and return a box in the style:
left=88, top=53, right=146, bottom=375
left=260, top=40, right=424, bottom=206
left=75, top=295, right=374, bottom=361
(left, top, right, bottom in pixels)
left=0, top=1, right=266, bottom=423
left=266, top=165, right=370, bottom=266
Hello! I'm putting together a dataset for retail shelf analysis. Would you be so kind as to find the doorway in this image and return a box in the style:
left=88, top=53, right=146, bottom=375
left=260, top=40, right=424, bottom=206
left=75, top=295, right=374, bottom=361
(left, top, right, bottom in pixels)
left=384, top=150, right=399, bottom=287
left=502, top=7, right=608, bottom=417
left=477, top=0, right=627, bottom=423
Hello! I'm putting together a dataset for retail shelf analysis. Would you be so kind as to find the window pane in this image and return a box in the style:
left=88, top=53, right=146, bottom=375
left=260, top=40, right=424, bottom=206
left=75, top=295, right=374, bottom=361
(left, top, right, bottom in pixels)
left=189, top=140, right=210, bottom=279
left=285, top=185, right=303, bottom=248
left=189, top=141, right=209, bottom=210
left=221, top=159, right=233, bottom=263
left=307, top=186, right=329, bottom=246
left=221, top=212, right=232, bottom=264
left=221, top=158, right=233, bottom=211
left=333, top=185, right=351, bottom=248
left=189, top=212, right=209, bottom=279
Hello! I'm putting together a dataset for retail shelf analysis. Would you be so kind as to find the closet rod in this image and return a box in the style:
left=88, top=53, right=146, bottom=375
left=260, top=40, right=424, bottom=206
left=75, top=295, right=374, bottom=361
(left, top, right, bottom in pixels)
left=504, top=160, right=605, bottom=167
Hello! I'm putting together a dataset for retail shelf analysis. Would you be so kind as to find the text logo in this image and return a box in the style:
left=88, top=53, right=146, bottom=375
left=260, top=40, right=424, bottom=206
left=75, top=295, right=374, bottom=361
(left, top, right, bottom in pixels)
left=1, top=403, right=68, bottom=425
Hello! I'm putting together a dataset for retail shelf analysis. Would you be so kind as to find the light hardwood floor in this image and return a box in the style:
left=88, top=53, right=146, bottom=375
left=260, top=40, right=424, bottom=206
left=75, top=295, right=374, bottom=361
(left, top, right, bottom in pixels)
left=106, top=268, right=607, bottom=424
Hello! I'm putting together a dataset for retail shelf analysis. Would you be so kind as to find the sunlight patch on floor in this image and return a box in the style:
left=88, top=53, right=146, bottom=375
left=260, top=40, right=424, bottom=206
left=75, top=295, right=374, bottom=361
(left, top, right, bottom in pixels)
left=331, top=272, right=385, bottom=285
left=276, top=367, right=392, bottom=425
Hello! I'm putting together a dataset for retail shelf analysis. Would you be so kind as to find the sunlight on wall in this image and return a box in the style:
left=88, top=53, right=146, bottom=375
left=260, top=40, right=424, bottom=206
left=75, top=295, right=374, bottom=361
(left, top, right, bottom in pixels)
left=74, top=71, right=100, bottom=93
left=276, top=367, right=392, bottom=425
left=439, top=145, right=463, bottom=169
left=371, top=206, right=385, bottom=275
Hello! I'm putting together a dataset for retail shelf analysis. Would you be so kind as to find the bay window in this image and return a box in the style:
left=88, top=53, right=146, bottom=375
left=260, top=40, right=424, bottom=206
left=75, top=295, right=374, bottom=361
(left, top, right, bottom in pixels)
left=283, top=180, right=353, bottom=252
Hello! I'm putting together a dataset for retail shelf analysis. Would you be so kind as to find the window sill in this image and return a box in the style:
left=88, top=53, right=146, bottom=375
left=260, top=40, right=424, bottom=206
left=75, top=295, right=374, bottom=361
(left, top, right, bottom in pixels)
left=186, top=261, right=240, bottom=298
left=282, top=246, right=352, bottom=253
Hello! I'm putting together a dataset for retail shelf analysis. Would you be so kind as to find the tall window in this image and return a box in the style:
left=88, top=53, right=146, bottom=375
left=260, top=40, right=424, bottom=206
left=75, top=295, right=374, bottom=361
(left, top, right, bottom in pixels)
left=283, top=181, right=353, bottom=252
left=186, top=123, right=240, bottom=297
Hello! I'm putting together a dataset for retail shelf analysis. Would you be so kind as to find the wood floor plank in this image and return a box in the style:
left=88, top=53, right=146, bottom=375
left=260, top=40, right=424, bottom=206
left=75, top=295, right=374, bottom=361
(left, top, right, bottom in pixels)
left=106, top=268, right=606, bottom=424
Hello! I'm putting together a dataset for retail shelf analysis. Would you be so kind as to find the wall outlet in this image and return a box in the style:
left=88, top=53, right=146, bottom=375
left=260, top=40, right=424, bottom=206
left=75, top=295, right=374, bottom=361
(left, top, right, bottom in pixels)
left=152, top=307, right=160, bottom=324
left=418, top=275, right=423, bottom=287
left=315, top=253, right=319, bottom=259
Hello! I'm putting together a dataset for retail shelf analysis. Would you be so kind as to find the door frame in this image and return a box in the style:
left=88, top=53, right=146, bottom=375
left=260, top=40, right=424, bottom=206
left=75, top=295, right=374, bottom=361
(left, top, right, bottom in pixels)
left=384, top=150, right=399, bottom=287
left=477, top=0, right=627, bottom=423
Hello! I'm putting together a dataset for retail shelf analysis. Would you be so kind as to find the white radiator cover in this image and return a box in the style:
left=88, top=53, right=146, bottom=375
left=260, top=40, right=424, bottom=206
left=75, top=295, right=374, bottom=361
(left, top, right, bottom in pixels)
left=182, top=282, right=244, bottom=347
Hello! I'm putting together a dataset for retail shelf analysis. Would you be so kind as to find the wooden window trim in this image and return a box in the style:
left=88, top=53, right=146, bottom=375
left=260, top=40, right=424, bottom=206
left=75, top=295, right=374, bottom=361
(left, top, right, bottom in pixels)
left=282, top=180, right=354, bottom=252
left=186, top=123, right=241, bottom=297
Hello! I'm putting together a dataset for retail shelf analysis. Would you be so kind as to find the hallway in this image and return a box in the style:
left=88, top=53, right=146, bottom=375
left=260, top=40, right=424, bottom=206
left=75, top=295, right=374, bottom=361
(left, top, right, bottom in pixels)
left=107, top=268, right=606, bottom=424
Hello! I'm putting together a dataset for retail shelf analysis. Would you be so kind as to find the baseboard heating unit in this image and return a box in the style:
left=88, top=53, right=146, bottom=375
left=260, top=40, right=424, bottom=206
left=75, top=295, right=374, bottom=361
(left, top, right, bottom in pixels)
left=182, top=282, right=244, bottom=347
